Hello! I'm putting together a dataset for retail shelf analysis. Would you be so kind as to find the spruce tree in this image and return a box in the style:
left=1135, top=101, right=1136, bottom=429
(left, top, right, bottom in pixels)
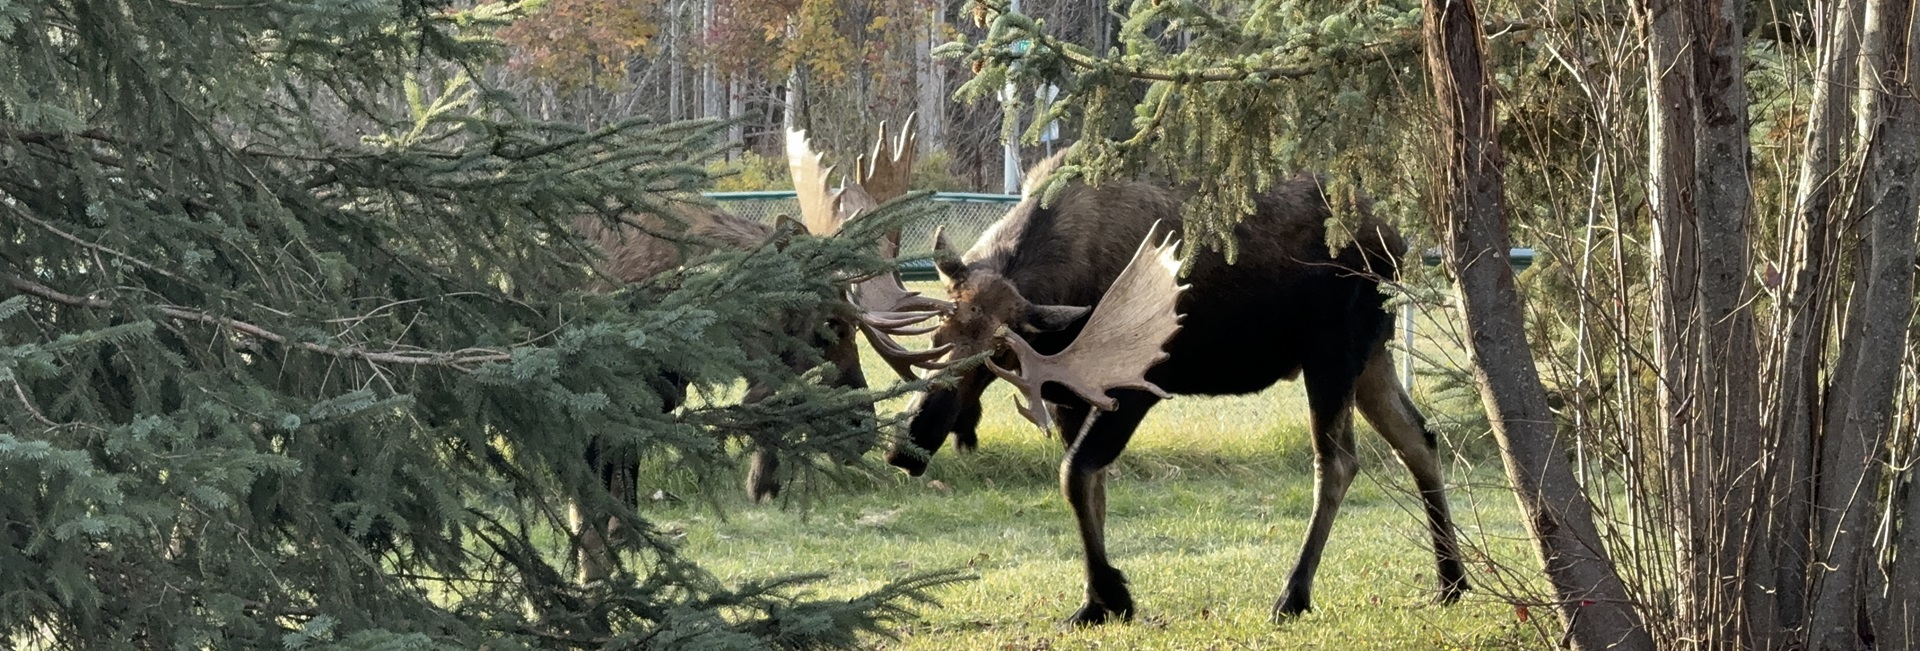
left=2, top=0, right=950, bottom=647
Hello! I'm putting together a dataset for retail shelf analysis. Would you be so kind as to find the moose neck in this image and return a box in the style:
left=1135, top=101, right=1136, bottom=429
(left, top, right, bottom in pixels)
left=962, top=180, right=1184, bottom=310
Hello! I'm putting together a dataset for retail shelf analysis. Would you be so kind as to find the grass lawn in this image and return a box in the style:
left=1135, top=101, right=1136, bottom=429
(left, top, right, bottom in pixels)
left=654, top=284, right=1558, bottom=649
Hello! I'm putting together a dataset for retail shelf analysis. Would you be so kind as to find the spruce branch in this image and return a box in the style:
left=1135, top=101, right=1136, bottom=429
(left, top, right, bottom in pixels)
left=10, top=380, right=58, bottom=427
left=6, top=275, right=514, bottom=370
left=963, top=3, right=1533, bottom=87
left=4, top=202, right=193, bottom=287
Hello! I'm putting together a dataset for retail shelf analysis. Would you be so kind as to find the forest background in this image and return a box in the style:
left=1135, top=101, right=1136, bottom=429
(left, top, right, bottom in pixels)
left=5, top=0, right=1918, bottom=649
left=491, top=0, right=1113, bottom=192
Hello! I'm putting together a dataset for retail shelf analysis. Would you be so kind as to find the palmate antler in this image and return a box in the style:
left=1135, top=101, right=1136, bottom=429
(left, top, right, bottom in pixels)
left=986, top=223, right=1188, bottom=431
left=787, top=115, right=954, bottom=380
left=786, top=128, right=845, bottom=237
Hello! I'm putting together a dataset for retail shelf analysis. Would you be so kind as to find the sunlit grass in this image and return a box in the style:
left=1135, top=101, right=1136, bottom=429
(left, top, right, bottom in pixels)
left=649, top=282, right=1556, bottom=649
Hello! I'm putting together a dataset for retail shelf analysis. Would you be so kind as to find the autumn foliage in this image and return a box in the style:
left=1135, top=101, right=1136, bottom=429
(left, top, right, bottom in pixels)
left=497, top=0, right=660, bottom=89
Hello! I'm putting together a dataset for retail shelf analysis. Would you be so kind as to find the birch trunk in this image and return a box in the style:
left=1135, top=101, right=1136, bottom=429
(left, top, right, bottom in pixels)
left=702, top=0, right=722, bottom=122
left=1422, top=1, right=1653, bottom=647
left=667, top=0, right=684, bottom=122
left=917, top=6, right=946, bottom=153
left=728, top=77, right=744, bottom=160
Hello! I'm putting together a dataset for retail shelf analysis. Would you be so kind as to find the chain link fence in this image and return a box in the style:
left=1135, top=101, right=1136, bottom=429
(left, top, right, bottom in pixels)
left=707, top=191, right=1021, bottom=280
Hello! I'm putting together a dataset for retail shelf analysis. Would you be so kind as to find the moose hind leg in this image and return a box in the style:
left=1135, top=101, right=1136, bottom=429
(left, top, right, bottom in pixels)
left=1056, top=394, right=1156, bottom=626
left=746, top=446, right=781, bottom=502
left=1274, top=369, right=1361, bottom=620
left=1353, top=348, right=1469, bottom=603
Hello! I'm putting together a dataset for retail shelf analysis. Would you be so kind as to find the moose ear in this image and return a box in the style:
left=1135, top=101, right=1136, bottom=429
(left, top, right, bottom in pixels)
left=1018, top=304, right=1091, bottom=334
left=766, top=214, right=810, bottom=250
left=773, top=213, right=811, bottom=236
left=932, top=225, right=970, bottom=284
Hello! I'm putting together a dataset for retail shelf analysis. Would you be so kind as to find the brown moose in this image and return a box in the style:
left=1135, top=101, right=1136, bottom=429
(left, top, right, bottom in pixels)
left=883, top=157, right=1470, bottom=624
left=568, top=121, right=945, bottom=581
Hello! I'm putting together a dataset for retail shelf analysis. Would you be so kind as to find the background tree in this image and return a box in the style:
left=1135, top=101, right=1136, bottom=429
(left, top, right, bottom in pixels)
left=0, top=0, right=954, bottom=647
left=1421, top=0, right=1652, bottom=646
left=488, top=0, right=1124, bottom=188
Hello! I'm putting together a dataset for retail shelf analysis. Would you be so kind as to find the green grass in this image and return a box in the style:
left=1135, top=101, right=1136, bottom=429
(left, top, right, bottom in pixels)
left=654, top=283, right=1556, bottom=649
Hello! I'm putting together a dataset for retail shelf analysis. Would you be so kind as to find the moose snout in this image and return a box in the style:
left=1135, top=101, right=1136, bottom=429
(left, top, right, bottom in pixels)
left=888, top=388, right=962, bottom=476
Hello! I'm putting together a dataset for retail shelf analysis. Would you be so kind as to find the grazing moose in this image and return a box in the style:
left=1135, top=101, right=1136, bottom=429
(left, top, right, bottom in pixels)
left=883, top=157, right=1469, bottom=624
left=569, top=121, right=942, bottom=581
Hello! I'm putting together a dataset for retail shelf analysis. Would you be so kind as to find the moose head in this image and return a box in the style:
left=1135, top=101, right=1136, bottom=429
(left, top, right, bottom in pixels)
left=882, top=217, right=1187, bottom=476
left=782, top=117, right=957, bottom=381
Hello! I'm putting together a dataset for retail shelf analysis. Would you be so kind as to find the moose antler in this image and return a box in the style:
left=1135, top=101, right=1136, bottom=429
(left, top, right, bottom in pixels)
left=787, top=128, right=845, bottom=236
left=986, top=223, right=1187, bottom=431
left=855, top=113, right=917, bottom=214
left=786, top=116, right=954, bottom=381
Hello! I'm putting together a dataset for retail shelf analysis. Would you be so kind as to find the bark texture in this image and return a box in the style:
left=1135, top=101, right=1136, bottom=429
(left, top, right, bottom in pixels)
left=1422, top=1, right=1654, bottom=648
left=1807, top=1, right=1920, bottom=647
left=1885, top=461, right=1920, bottom=649
left=1637, top=0, right=1772, bottom=644
left=1768, top=0, right=1862, bottom=631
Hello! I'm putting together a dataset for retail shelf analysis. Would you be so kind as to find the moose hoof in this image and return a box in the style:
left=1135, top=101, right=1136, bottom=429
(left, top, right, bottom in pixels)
left=1063, top=602, right=1132, bottom=627
left=1437, top=575, right=1469, bottom=605
left=1271, top=594, right=1310, bottom=622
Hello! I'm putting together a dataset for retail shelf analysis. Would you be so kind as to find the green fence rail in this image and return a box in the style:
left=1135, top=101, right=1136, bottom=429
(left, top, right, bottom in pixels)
left=706, top=191, right=1022, bottom=280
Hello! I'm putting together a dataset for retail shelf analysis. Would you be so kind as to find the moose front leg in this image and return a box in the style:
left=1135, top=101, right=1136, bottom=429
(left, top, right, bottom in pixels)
left=1053, top=394, right=1158, bottom=626
left=949, top=369, right=993, bottom=452
left=1274, top=368, right=1361, bottom=619
left=741, top=381, right=784, bottom=502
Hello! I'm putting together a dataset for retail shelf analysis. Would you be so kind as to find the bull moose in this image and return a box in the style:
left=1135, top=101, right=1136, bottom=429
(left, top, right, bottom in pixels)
left=883, top=157, right=1469, bottom=624
left=569, top=121, right=942, bottom=580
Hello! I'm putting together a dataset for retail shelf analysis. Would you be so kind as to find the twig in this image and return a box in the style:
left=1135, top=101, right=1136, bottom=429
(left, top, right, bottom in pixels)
left=11, top=381, right=57, bottom=426
left=1056, top=46, right=1320, bottom=83
left=5, top=276, right=111, bottom=308
left=4, top=202, right=192, bottom=286
left=6, top=275, right=513, bottom=370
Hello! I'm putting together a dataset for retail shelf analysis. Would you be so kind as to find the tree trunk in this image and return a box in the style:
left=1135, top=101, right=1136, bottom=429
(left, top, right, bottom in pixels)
left=1768, top=0, right=1861, bottom=631
left=668, top=0, right=685, bottom=121
left=1421, top=2, right=1654, bottom=648
left=1638, top=0, right=1771, bottom=644
left=1807, top=1, right=1920, bottom=646
left=702, top=0, right=723, bottom=122
left=917, top=6, right=946, bottom=154
left=728, top=76, right=745, bottom=160
left=1884, top=444, right=1920, bottom=649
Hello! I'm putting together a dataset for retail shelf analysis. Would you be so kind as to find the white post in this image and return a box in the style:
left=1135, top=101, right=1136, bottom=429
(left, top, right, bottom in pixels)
left=1001, top=0, right=1022, bottom=194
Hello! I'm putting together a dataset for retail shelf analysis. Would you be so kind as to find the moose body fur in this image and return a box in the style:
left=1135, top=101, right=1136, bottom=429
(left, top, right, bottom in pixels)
left=889, top=173, right=1469, bottom=624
